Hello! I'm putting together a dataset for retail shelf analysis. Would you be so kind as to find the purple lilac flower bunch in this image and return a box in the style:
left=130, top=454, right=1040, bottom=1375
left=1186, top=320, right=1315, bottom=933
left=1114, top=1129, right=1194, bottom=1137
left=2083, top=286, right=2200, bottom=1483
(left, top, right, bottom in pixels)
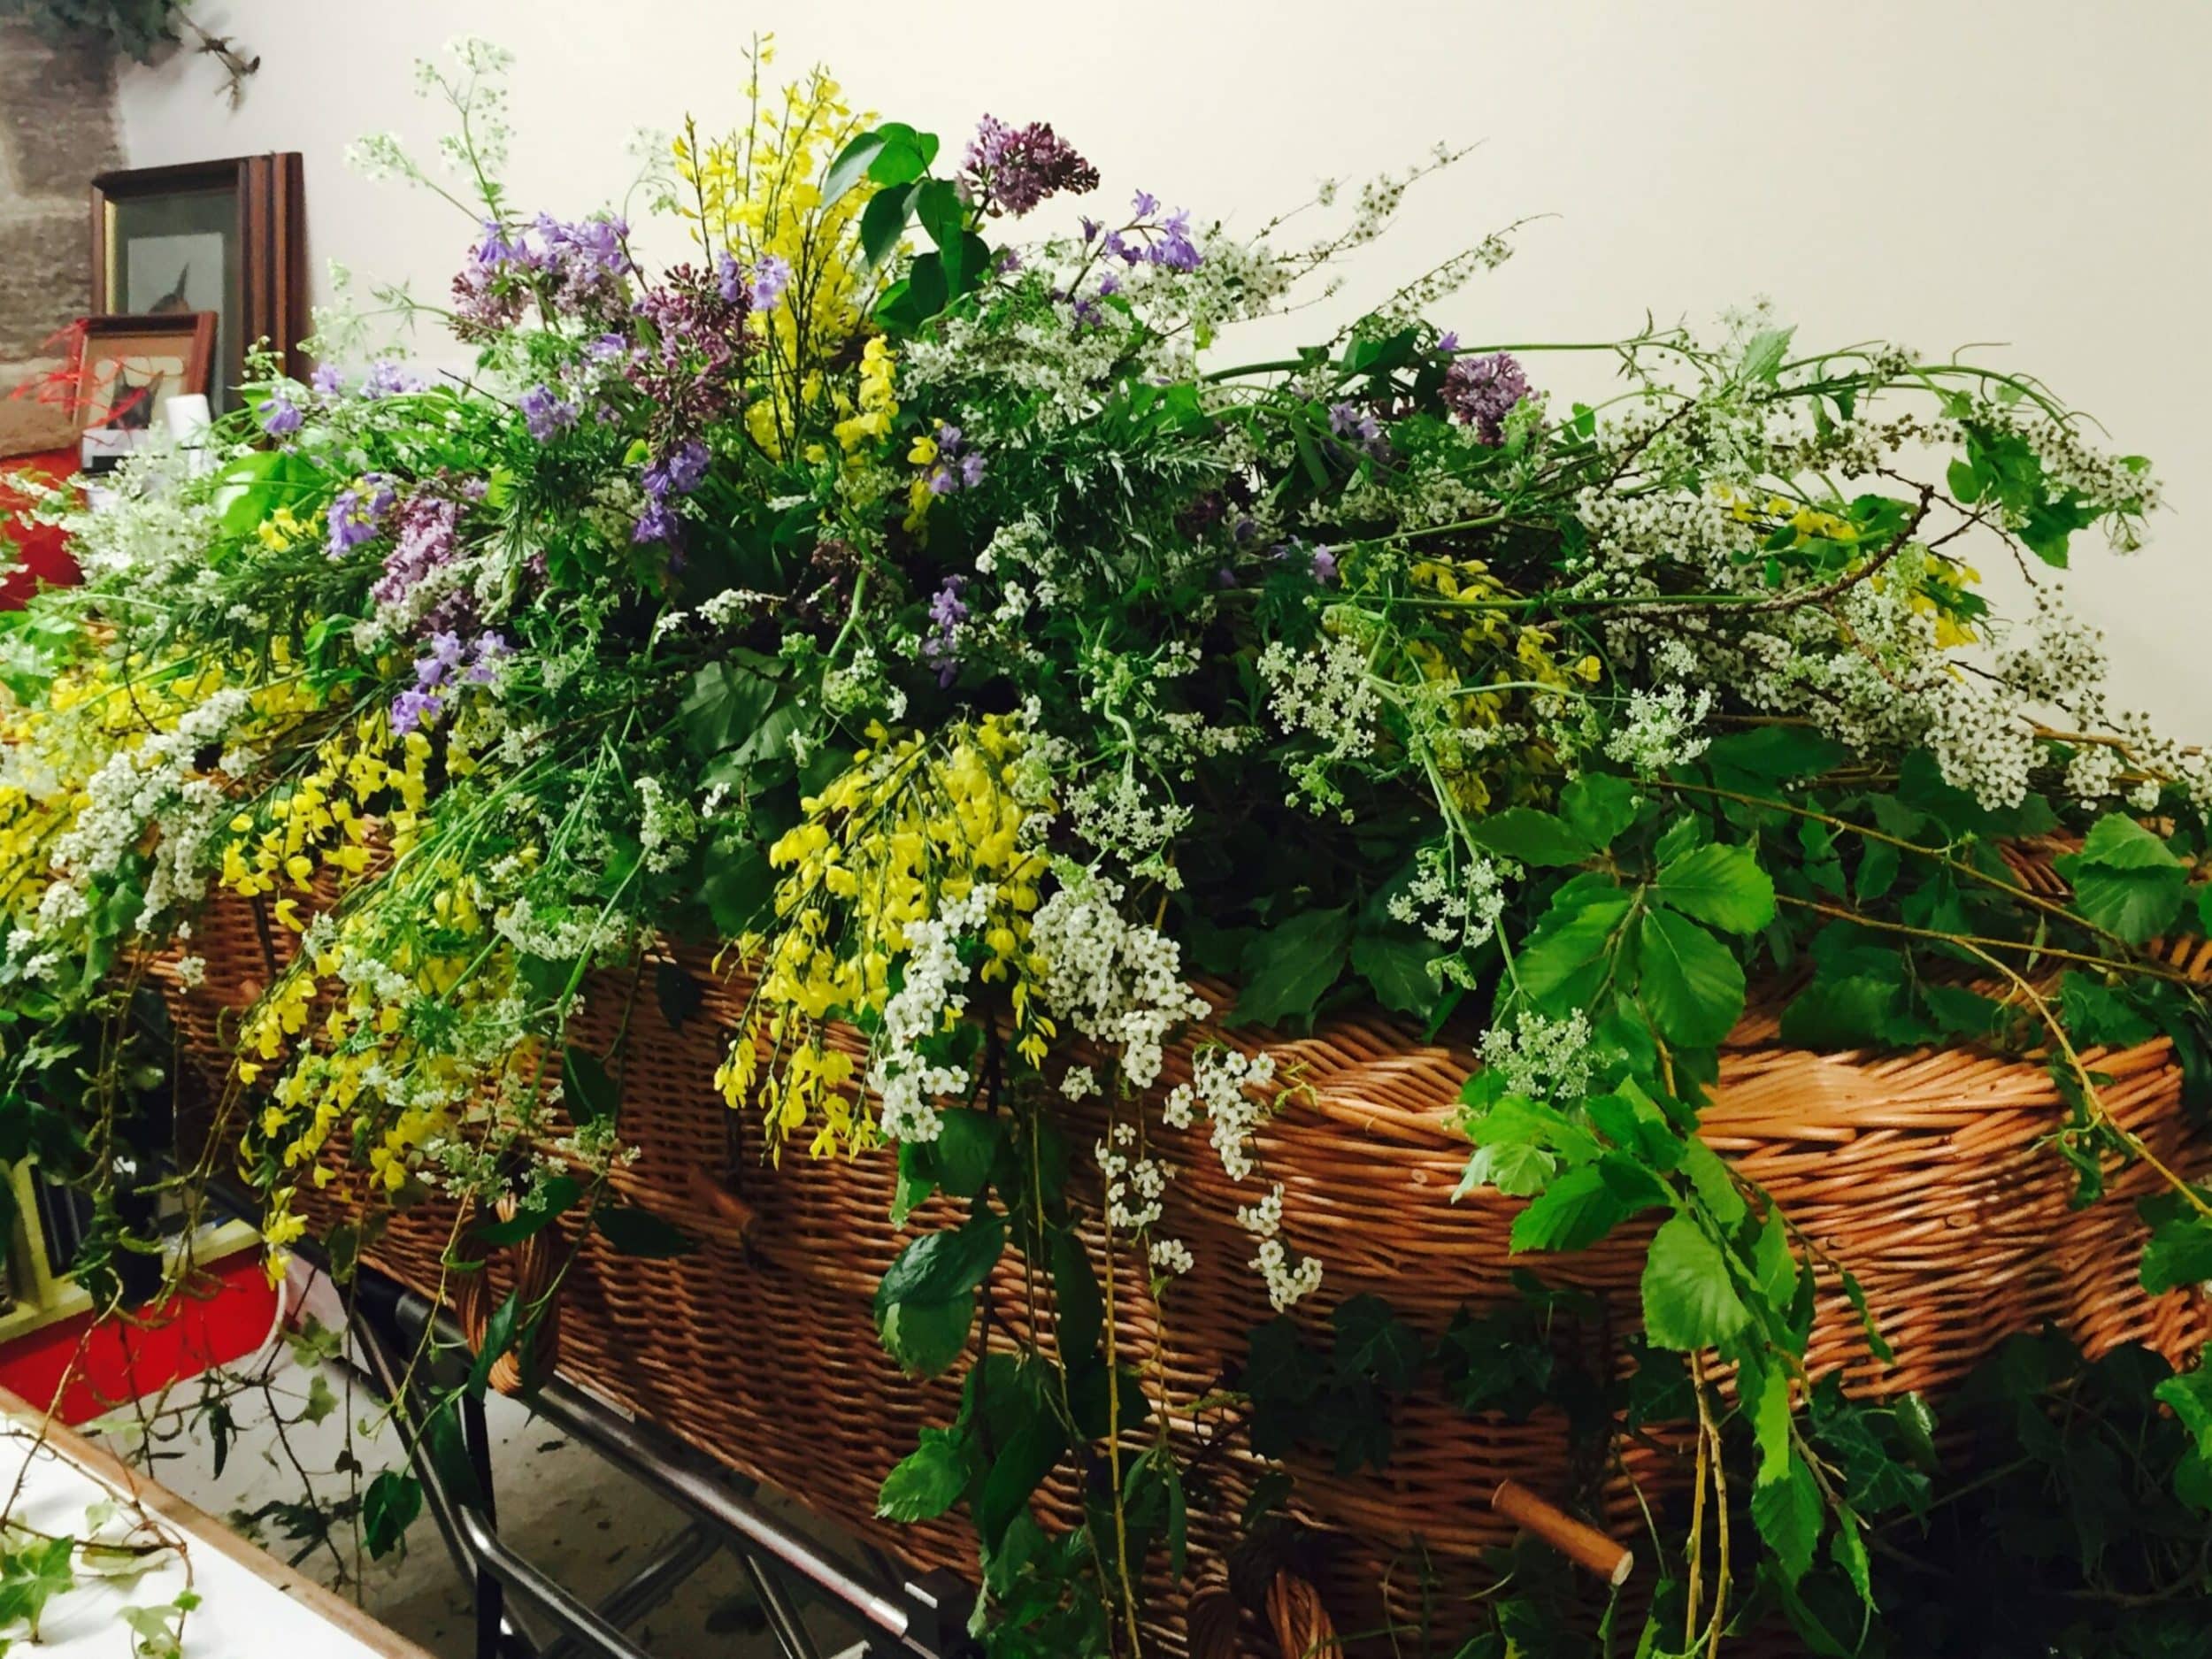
left=628, top=263, right=752, bottom=455
left=369, top=494, right=479, bottom=636
left=326, top=476, right=397, bottom=559
left=923, top=574, right=969, bottom=685
left=1441, top=350, right=1531, bottom=445
left=962, top=116, right=1101, bottom=218
left=452, top=212, right=634, bottom=338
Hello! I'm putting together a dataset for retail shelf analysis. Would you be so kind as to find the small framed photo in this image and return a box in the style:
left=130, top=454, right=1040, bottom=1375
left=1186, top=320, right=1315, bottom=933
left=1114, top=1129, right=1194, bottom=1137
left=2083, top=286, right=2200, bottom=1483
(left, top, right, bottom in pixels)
left=74, top=312, right=217, bottom=469
left=90, top=154, right=306, bottom=415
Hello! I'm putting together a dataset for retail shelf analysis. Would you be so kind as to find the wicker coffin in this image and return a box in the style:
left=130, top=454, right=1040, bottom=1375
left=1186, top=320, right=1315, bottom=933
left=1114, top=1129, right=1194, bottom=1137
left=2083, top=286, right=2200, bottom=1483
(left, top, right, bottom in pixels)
left=152, top=885, right=2212, bottom=1656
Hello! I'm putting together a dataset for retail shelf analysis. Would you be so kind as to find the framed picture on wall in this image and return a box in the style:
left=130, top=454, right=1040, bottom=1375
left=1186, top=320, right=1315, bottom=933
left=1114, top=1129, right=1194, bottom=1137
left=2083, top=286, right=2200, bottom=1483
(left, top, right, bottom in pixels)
left=73, top=312, right=217, bottom=469
left=89, top=154, right=306, bottom=416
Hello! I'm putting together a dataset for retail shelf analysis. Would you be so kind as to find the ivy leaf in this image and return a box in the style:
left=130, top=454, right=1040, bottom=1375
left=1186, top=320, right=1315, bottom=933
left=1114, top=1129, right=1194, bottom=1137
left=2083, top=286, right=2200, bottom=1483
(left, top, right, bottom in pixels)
left=1232, top=906, right=1352, bottom=1028
left=2154, top=1365, right=2212, bottom=1461
left=1466, top=808, right=1598, bottom=867
left=1332, top=1294, right=1425, bottom=1393
left=363, top=1471, right=421, bottom=1559
left=1654, top=843, right=1776, bottom=935
left=655, top=959, right=703, bottom=1031
left=1635, top=910, right=1747, bottom=1048
left=1640, top=1213, right=1750, bottom=1350
left=302, top=1371, right=340, bottom=1425
left=876, top=1428, right=974, bottom=1523
left=2139, top=1210, right=2212, bottom=1295
left=1751, top=1451, right=1825, bottom=1586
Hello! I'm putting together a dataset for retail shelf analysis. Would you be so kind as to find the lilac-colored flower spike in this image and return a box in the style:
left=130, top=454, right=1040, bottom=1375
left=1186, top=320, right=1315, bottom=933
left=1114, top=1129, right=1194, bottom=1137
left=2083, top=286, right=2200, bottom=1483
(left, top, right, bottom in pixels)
left=1441, top=351, right=1532, bottom=445
left=963, top=116, right=1102, bottom=218
left=258, top=396, right=303, bottom=438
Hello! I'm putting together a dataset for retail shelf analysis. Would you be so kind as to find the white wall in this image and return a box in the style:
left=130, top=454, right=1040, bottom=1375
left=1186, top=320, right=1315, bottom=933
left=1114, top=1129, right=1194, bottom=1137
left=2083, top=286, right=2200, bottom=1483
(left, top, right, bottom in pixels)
left=119, top=0, right=2212, bottom=736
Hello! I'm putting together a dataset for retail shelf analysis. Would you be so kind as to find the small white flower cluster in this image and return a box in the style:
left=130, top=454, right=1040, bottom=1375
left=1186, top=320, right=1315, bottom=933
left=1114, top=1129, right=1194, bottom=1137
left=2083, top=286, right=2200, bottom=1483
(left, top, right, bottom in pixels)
left=1479, top=1008, right=1596, bottom=1104
left=868, top=886, right=995, bottom=1144
left=1097, top=1121, right=1171, bottom=1231
left=1258, top=632, right=1382, bottom=813
left=1030, top=864, right=1209, bottom=1092
left=1602, top=684, right=1714, bottom=775
left=1387, top=845, right=1508, bottom=952
left=1236, top=1183, right=1325, bottom=1312
left=1923, top=680, right=2039, bottom=810
left=821, top=644, right=908, bottom=723
left=634, top=777, right=697, bottom=874
left=1162, top=1044, right=1279, bottom=1182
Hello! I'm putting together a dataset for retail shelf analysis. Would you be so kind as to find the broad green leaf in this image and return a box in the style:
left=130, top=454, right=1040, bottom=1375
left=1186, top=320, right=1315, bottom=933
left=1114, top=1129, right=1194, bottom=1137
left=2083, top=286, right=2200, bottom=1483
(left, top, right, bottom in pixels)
left=1829, top=1508, right=1874, bottom=1607
left=1559, top=773, right=1640, bottom=849
left=1701, top=726, right=1851, bottom=781
left=821, top=130, right=886, bottom=207
left=1751, top=1451, right=1825, bottom=1585
left=1655, top=841, right=1775, bottom=935
left=1457, top=1140, right=1556, bottom=1199
left=973, top=1414, right=1066, bottom=1550
left=876, top=1428, right=974, bottom=1523
left=1750, top=1360, right=1793, bottom=1486
left=477, top=1174, right=582, bottom=1246
left=1051, top=1230, right=1102, bottom=1363
left=2140, top=1212, right=2212, bottom=1295
left=562, top=1045, right=619, bottom=1129
left=467, top=1293, right=518, bottom=1399
left=1516, top=892, right=1633, bottom=1008
left=1332, top=1294, right=1425, bottom=1392
left=2076, top=813, right=2183, bottom=871
left=1233, top=906, right=1352, bottom=1028
left=655, top=959, right=703, bottom=1030
left=363, top=1470, right=422, bottom=1559
left=927, top=1110, right=1002, bottom=1200
left=877, top=1211, right=1006, bottom=1310
left=1509, top=1164, right=1624, bottom=1254
left=879, top=1294, right=973, bottom=1377
left=2156, top=1365, right=2212, bottom=1460
left=1350, top=931, right=1438, bottom=1018
left=1680, top=1136, right=1747, bottom=1229
left=592, top=1203, right=697, bottom=1257
left=1635, top=910, right=1746, bottom=1048
left=1466, top=808, right=1598, bottom=867
left=1640, top=1214, right=1750, bottom=1350
left=859, top=184, right=912, bottom=268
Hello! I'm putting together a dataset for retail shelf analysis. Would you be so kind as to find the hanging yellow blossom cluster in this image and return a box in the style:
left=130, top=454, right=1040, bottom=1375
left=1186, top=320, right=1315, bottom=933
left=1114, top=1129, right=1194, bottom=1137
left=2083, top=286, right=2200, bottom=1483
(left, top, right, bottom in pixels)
left=674, top=43, right=885, bottom=461
left=216, top=709, right=425, bottom=921
left=717, top=714, right=1056, bottom=1158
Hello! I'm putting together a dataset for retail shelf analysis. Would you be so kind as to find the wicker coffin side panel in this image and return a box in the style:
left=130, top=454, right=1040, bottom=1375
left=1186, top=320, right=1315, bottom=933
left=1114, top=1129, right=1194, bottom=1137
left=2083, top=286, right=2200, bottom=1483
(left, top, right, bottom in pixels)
left=157, top=910, right=2212, bottom=1656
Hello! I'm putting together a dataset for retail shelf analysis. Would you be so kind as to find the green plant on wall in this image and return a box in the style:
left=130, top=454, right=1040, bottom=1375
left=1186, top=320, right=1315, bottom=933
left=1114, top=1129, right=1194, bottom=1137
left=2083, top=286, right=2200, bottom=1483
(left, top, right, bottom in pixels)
left=0, top=0, right=255, bottom=100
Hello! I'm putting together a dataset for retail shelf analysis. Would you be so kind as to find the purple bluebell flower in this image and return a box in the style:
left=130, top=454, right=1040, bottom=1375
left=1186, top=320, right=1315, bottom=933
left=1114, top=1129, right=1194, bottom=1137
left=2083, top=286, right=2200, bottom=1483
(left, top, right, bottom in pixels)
left=960, top=451, right=987, bottom=489
left=1309, top=544, right=1338, bottom=584
left=1133, top=190, right=1159, bottom=218
left=749, top=254, right=793, bottom=311
left=1101, top=230, right=1131, bottom=265
left=520, top=383, right=580, bottom=441
left=1079, top=217, right=1102, bottom=242
left=714, top=250, right=744, bottom=304
left=310, top=365, right=345, bottom=396
left=464, top=632, right=511, bottom=684
left=258, top=396, right=303, bottom=438
left=634, top=438, right=711, bottom=544
left=923, top=574, right=970, bottom=685
left=1096, top=273, right=1121, bottom=298
left=633, top=498, right=681, bottom=546
left=962, top=116, right=1101, bottom=218
left=390, top=688, right=443, bottom=736
left=326, top=476, right=396, bottom=558
left=363, top=360, right=425, bottom=398
left=1437, top=331, right=1460, bottom=355
left=1147, top=208, right=1201, bottom=272
left=585, top=332, right=629, bottom=364
left=1441, top=351, right=1532, bottom=444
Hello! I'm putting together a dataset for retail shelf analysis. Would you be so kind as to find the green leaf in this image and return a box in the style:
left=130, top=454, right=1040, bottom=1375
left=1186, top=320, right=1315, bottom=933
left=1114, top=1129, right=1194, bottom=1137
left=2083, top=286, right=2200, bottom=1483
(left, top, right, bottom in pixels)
left=467, top=1294, right=518, bottom=1399
left=858, top=184, right=912, bottom=269
left=1640, top=1214, right=1750, bottom=1350
left=1509, top=1164, right=1624, bottom=1254
left=562, top=1045, right=619, bottom=1129
left=701, top=833, right=775, bottom=937
left=2058, top=972, right=2157, bottom=1048
left=592, top=1203, right=697, bottom=1258
left=655, top=959, right=703, bottom=1031
left=477, top=1174, right=582, bottom=1246
left=821, top=130, right=886, bottom=208
left=926, top=1110, right=1002, bottom=1200
left=1051, top=1230, right=1102, bottom=1363
left=1828, top=1508, right=1873, bottom=1607
left=1679, top=1136, right=1747, bottom=1229
left=680, top=660, right=779, bottom=759
left=1466, top=808, right=1598, bottom=867
left=1458, top=1140, right=1556, bottom=1199
left=1701, top=726, right=1852, bottom=782
left=363, top=1470, right=421, bottom=1559
left=1751, top=1451, right=1825, bottom=1585
left=864, top=121, right=938, bottom=187
left=879, top=1294, right=973, bottom=1377
left=1654, top=842, right=1776, bottom=935
left=2056, top=817, right=2186, bottom=944
left=1738, top=324, right=1796, bottom=385
left=973, top=1413, right=1067, bottom=1550
left=2154, top=1365, right=2212, bottom=1460
left=1635, top=910, right=1747, bottom=1048
left=1350, top=931, right=1437, bottom=1018
left=1750, top=1361, right=1793, bottom=1486
left=1559, top=773, right=1640, bottom=849
left=2079, top=810, right=2184, bottom=871
left=302, top=1371, right=340, bottom=1425
left=1516, top=891, right=1633, bottom=1009
left=2140, top=1211, right=2212, bottom=1295
left=876, top=1428, right=974, bottom=1523
left=1332, top=1294, right=1425, bottom=1392
left=1232, top=906, right=1352, bottom=1028
left=877, top=1212, right=1006, bottom=1311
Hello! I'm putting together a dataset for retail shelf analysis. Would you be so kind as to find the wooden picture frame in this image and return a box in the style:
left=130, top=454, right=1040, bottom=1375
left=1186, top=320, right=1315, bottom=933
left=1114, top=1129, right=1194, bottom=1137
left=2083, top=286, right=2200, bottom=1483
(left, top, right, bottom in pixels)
left=74, top=311, right=217, bottom=434
left=90, top=154, right=306, bottom=414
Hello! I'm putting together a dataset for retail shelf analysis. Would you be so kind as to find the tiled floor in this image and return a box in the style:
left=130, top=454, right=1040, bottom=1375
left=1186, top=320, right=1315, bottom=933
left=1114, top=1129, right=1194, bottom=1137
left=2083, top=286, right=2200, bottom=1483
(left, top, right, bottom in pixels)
left=94, top=1345, right=869, bottom=1657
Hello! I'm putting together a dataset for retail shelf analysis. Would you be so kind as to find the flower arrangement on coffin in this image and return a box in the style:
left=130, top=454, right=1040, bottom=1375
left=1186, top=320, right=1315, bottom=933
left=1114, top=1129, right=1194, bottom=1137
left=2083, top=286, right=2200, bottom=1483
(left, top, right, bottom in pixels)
left=3, top=34, right=2211, bottom=1657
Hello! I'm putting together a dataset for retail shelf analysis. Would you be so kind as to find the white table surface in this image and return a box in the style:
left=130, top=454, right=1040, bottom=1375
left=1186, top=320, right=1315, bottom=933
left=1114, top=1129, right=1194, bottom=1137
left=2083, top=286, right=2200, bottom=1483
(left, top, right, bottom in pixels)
left=0, top=1392, right=428, bottom=1658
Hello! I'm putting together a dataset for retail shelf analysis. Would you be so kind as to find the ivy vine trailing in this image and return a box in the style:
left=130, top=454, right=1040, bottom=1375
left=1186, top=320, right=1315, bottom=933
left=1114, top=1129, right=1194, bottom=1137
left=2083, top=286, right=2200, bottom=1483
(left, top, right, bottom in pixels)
left=0, top=34, right=2209, bottom=1656
left=0, top=0, right=257, bottom=102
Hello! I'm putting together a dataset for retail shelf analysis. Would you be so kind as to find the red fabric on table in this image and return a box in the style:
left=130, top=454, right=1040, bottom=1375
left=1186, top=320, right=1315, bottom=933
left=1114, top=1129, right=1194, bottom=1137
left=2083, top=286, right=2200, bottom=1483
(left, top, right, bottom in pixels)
left=0, top=448, right=81, bottom=610
left=0, top=1253, right=280, bottom=1425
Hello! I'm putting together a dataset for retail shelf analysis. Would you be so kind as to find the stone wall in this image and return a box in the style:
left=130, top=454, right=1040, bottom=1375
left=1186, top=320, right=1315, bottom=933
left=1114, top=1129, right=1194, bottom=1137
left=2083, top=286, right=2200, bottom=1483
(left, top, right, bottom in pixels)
left=0, top=21, right=121, bottom=452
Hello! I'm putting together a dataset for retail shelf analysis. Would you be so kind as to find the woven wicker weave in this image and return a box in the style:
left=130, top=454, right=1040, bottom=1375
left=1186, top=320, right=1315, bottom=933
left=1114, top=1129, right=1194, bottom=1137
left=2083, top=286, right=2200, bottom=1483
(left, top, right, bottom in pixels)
left=152, top=886, right=2212, bottom=1656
